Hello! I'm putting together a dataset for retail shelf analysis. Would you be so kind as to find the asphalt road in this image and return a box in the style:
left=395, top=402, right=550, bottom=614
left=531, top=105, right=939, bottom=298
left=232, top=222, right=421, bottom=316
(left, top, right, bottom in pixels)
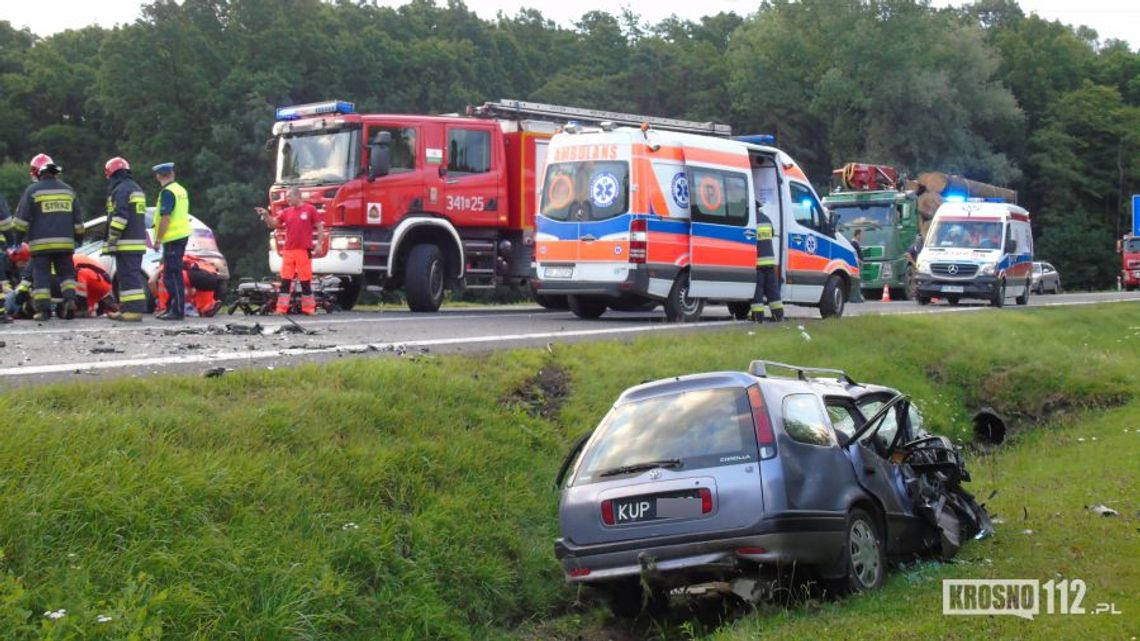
left=1, top=290, right=1137, bottom=388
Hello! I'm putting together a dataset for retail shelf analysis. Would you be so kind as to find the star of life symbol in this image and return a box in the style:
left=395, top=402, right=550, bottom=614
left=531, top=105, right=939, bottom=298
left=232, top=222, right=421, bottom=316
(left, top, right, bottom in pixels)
left=805, top=235, right=818, bottom=255
left=671, top=173, right=690, bottom=208
left=591, top=173, right=619, bottom=208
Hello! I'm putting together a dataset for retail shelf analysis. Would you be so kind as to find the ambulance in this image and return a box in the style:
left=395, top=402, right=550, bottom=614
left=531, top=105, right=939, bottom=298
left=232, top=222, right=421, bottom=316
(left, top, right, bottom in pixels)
left=914, top=199, right=1034, bottom=307
left=532, top=126, right=860, bottom=321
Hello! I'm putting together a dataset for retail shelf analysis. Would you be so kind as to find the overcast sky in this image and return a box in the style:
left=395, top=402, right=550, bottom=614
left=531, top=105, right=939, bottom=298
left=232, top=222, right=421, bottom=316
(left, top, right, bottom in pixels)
left=2, top=0, right=1136, bottom=48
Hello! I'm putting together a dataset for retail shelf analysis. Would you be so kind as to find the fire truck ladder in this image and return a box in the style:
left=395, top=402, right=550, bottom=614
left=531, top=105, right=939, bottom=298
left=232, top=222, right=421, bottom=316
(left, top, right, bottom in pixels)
left=471, top=99, right=732, bottom=137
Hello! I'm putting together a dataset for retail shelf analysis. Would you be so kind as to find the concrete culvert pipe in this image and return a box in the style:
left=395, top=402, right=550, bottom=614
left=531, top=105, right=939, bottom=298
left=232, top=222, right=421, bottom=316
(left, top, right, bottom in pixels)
left=973, top=408, right=1007, bottom=445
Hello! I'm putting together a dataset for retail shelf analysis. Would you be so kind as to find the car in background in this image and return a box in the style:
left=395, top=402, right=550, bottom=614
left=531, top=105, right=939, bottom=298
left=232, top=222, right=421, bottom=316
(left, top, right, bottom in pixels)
left=1030, top=261, right=1061, bottom=294
left=553, top=361, right=991, bottom=617
left=77, top=209, right=229, bottom=311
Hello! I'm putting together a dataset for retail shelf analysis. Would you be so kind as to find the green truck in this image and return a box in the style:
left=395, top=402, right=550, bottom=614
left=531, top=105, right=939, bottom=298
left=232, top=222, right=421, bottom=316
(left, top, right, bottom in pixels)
left=823, top=164, right=921, bottom=300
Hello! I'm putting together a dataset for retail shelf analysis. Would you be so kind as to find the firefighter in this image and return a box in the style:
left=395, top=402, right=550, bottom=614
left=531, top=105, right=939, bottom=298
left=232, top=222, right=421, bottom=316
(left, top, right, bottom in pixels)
left=0, top=195, right=13, bottom=323
left=152, top=162, right=191, bottom=321
left=750, top=208, right=784, bottom=322
left=102, top=157, right=149, bottom=322
left=255, top=187, right=324, bottom=315
left=11, top=154, right=84, bottom=321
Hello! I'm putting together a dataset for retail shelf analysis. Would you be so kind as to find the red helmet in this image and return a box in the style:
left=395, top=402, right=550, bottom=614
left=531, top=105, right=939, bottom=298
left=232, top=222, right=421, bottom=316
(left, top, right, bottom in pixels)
left=8, top=243, right=30, bottom=264
left=29, top=153, right=60, bottom=179
left=104, top=156, right=130, bottom=178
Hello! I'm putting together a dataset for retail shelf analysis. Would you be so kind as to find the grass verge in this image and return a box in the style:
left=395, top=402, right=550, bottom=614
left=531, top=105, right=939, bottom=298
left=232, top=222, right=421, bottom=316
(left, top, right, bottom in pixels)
left=0, top=304, right=1136, bottom=640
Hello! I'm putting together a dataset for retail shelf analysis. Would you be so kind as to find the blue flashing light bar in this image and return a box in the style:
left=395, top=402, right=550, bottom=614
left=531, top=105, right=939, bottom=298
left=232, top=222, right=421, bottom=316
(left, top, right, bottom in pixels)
left=944, top=194, right=966, bottom=203
left=735, top=134, right=776, bottom=146
left=983, top=197, right=1007, bottom=203
left=275, top=100, right=356, bottom=122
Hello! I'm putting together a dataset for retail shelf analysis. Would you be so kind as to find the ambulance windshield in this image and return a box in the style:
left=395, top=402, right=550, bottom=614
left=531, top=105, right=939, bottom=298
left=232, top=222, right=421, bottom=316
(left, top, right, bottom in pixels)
left=540, top=161, right=629, bottom=222
left=277, top=128, right=360, bottom=185
left=929, top=220, right=1004, bottom=250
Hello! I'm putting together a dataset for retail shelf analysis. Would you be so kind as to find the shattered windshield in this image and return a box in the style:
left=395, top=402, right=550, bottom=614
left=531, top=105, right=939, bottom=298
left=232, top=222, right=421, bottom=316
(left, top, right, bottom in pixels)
left=277, top=128, right=360, bottom=185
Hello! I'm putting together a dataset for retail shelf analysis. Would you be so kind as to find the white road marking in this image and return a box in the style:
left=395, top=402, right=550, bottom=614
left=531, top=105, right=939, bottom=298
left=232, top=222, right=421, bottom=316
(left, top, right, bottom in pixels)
left=0, top=319, right=738, bottom=377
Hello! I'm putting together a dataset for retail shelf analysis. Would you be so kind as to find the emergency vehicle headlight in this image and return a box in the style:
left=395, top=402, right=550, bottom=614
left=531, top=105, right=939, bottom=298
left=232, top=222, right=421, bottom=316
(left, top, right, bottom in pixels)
left=979, top=263, right=996, bottom=276
left=330, top=235, right=363, bottom=251
left=916, top=260, right=931, bottom=274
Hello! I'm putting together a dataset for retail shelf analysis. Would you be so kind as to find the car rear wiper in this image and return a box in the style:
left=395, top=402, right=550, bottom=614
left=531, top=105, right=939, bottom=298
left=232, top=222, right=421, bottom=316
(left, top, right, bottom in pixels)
left=598, top=458, right=682, bottom=478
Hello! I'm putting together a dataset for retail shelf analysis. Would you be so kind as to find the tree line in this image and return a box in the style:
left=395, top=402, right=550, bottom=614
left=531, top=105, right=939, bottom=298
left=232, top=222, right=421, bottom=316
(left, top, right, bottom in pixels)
left=0, top=0, right=1136, bottom=288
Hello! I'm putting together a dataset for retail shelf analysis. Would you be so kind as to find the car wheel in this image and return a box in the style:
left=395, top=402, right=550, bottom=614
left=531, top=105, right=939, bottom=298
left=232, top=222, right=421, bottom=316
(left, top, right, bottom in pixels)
left=947, top=295, right=960, bottom=306
left=990, top=279, right=1005, bottom=308
left=567, top=295, right=608, bottom=319
left=663, top=271, right=703, bottom=323
left=916, top=295, right=930, bottom=306
left=727, top=301, right=751, bottom=320
left=841, top=508, right=885, bottom=594
left=819, top=274, right=846, bottom=318
left=1016, top=279, right=1030, bottom=305
left=405, top=244, right=446, bottom=312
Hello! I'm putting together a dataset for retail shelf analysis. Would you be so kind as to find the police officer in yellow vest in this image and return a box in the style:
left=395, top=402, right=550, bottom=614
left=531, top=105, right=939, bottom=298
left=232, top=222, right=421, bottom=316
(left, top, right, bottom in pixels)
left=152, top=162, right=192, bottom=321
left=750, top=209, right=784, bottom=322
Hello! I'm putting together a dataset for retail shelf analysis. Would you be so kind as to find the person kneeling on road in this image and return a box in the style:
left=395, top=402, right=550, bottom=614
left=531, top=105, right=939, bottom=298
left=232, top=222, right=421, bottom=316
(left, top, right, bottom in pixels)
left=255, top=187, right=324, bottom=315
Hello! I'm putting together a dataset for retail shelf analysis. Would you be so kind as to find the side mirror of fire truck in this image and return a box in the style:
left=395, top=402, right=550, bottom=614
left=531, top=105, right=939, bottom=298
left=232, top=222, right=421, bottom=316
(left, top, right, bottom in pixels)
left=368, top=131, right=392, bottom=181
left=1116, top=239, right=1123, bottom=254
left=264, top=137, right=277, bottom=155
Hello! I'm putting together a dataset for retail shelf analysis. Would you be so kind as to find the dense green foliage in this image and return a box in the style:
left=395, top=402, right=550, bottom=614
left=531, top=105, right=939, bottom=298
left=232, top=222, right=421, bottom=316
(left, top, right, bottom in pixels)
left=0, top=0, right=1136, bottom=286
left=0, top=303, right=1136, bottom=639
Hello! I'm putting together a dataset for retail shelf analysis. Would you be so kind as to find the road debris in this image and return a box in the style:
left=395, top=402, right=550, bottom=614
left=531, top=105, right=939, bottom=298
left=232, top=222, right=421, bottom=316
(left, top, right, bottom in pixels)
left=90, top=347, right=124, bottom=354
left=1086, top=504, right=1119, bottom=517
left=203, top=367, right=230, bottom=378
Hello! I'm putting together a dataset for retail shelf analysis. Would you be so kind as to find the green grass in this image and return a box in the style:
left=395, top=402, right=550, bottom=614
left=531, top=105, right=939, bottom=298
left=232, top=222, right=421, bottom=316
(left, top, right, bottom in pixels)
left=0, top=304, right=1137, bottom=640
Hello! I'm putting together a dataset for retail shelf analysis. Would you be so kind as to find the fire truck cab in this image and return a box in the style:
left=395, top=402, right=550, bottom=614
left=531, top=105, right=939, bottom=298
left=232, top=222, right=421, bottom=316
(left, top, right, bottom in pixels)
left=533, top=126, right=860, bottom=321
left=267, top=100, right=556, bottom=311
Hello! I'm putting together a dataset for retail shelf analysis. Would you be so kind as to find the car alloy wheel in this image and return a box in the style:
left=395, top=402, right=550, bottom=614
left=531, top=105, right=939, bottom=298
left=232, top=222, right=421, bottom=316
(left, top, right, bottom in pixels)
left=849, top=517, right=882, bottom=589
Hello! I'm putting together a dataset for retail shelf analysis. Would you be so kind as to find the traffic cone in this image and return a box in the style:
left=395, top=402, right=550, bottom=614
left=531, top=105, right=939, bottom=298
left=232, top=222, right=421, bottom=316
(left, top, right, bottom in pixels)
left=880, top=284, right=892, bottom=303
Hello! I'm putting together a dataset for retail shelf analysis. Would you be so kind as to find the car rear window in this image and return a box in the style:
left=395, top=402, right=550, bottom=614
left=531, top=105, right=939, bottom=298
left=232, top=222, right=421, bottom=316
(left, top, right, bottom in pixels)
left=573, top=387, right=756, bottom=485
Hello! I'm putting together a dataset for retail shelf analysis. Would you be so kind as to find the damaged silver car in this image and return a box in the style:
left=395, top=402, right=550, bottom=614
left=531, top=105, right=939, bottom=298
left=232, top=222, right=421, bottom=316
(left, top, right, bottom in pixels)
left=553, top=361, right=992, bottom=617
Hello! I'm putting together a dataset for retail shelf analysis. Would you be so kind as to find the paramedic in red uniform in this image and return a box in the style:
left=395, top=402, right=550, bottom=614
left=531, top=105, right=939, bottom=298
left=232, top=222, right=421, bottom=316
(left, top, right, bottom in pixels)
left=255, top=187, right=324, bottom=315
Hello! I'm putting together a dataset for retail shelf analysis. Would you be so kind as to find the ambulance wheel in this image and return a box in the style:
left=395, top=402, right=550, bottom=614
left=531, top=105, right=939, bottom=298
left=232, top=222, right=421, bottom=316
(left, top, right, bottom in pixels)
left=406, top=244, right=445, bottom=312
left=819, top=274, right=847, bottom=318
left=664, top=272, right=703, bottom=323
left=336, top=276, right=361, bottom=311
left=568, top=295, right=607, bottom=319
left=1016, top=279, right=1030, bottom=305
left=947, top=296, right=960, bottom=306
left=990, top=279, right=1005, bottom=308
left=728, top=301, right=751, bottom=320
left=533, top=294, right=569, bottom=310
left=916, top=295, right=931, bottom=306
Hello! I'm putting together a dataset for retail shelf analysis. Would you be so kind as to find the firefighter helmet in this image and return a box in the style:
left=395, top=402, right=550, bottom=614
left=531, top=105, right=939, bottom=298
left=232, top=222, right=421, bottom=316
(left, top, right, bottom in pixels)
left=104, top=156, right=130, bottom=179
left=29, top=153, right=60, bottom=179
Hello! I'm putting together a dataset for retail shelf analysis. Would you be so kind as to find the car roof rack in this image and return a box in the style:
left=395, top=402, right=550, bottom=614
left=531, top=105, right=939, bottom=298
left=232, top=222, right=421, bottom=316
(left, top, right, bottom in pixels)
left=748, top=360, right=857, bottom=386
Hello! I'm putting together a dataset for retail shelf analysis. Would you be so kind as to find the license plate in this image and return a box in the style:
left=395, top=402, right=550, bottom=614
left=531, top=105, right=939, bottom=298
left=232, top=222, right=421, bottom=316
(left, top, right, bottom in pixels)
left=941, top=285, right=965, bottom=293
left=544, top=266, right=573, bottom=279
left=612, top=495, right=703, bottom=524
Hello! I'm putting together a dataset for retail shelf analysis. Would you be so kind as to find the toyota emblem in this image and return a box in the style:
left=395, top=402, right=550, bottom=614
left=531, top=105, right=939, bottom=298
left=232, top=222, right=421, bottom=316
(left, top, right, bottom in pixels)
left=947, top=264, right=959, bottom=275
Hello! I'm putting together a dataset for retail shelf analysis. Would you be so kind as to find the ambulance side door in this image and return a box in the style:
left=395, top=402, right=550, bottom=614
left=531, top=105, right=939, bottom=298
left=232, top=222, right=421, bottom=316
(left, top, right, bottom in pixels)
left=687, top=166, right=757, bottom=300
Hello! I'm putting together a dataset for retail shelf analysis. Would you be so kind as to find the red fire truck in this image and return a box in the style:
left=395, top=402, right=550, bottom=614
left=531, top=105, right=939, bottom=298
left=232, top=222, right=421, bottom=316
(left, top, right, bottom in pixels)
left=1121, top=234, right=1140, bottom=290
left=266, top=99, right=728, bottom=311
